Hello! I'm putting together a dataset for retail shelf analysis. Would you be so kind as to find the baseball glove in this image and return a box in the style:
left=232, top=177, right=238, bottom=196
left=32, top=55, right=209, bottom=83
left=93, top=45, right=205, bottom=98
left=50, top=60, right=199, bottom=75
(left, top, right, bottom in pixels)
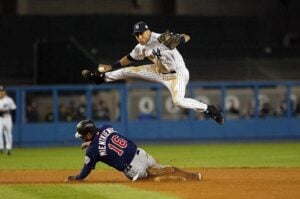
left=158, top=30, right=181, bottom=50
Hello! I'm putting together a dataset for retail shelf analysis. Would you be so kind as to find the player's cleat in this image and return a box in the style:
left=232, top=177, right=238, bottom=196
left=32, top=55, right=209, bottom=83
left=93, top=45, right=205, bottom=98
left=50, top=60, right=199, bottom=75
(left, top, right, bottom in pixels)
left=81, top=70, right=105, bottom=84
left=195, top=172, right=202, bottom=181
left=205, top=105, right=224, bottom=125
left=0, top=149, right=3, bottom=154
left=132, top=173, right=139, bottom=182
left=7, top=150, right=11, bottom=156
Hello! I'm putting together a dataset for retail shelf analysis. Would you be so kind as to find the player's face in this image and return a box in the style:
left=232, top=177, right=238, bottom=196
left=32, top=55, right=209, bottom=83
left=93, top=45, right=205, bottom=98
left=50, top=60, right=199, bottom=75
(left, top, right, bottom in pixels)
left=82, top=132, right=94, bottom=142
left=134, top=30, right=151, bottom=45
left=0, top=91, right=5, bottom=98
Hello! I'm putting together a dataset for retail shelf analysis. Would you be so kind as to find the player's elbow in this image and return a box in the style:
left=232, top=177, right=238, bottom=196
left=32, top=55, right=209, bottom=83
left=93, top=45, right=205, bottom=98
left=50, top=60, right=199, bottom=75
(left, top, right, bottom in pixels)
left=185, top=34, right=191, bottom=43
left=181, top=34, right=191, bottom=43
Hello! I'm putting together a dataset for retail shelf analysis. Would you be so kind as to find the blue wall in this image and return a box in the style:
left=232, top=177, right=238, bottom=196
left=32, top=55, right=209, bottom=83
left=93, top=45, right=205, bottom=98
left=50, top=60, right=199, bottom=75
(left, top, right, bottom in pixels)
left=7, top=81, right=300, bottom=147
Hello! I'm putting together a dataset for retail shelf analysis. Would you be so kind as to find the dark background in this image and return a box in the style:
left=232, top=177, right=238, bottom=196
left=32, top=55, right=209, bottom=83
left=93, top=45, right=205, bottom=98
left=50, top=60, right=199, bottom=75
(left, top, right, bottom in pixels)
left=1, top=0, right=300, bottom=85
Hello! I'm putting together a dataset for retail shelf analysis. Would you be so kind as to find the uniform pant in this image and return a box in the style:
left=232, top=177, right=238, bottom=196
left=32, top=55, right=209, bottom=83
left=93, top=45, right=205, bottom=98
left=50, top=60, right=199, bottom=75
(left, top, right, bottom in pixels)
left=105, top=64, right=208, bottom=112
left=0, top=117, right=13, bottom=150
left=123, top=148, right=160, bottom=181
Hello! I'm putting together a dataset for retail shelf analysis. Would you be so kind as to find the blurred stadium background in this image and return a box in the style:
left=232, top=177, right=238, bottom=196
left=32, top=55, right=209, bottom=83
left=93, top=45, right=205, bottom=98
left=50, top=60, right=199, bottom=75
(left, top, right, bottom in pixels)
left=1, top=0, right=300, bottom=146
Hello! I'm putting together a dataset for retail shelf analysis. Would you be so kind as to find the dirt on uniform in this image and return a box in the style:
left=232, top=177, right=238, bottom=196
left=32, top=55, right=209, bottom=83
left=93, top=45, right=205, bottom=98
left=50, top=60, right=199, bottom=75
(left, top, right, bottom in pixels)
left=1, top=168, right=300, bottom=199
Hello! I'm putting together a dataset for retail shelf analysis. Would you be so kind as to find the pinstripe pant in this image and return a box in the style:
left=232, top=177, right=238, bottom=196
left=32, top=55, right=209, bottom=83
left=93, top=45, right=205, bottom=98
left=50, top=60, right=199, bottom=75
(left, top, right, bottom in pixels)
left=105, top=64, right=208, bottom=112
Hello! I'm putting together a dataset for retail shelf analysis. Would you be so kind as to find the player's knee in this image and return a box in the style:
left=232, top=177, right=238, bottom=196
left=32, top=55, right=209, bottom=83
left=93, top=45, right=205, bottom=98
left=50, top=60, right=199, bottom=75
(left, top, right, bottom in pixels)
left=173, top=99, right=183, bottom=107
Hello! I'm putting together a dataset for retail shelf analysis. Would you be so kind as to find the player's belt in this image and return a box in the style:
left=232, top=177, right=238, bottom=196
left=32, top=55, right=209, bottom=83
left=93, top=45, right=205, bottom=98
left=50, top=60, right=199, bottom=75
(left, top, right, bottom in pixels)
left=162, top=70, right=176, bottom=74
left=123, top=149, right=140, bottom=172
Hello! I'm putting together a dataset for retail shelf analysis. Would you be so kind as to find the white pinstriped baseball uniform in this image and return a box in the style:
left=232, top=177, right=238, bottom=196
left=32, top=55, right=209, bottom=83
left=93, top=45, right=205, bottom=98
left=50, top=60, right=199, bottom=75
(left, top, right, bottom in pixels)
left=0, top=95, right=16, bottom=151
left=104, top=32, right=208, bottom=112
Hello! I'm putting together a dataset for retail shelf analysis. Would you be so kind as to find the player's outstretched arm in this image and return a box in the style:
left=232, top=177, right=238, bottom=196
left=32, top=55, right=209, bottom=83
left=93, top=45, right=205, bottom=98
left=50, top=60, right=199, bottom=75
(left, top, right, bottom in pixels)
left=98, top=56, right=133, bottom=73
left=64, top=166, right=92, bottom=183
left=158, top=30, right=190, bottom=50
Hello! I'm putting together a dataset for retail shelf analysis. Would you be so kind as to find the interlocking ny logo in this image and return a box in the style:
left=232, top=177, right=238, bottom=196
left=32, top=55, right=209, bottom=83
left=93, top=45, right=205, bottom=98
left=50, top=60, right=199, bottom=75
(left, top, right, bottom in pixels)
left=152, top=48, right=161, bottom=59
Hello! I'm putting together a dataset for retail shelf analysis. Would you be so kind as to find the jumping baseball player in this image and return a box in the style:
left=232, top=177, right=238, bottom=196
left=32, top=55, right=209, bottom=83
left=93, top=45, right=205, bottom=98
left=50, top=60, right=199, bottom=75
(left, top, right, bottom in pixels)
left=65, top=120, right=201, bottom=182
left=82, top=21, right=224, bottom=125
left=0, top=85, right=16, bottom=155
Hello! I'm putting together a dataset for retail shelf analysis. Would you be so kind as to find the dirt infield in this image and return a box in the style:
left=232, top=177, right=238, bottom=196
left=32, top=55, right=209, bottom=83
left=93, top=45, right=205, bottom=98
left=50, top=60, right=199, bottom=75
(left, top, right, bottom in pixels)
left=1, top=168, right=300, bottom=199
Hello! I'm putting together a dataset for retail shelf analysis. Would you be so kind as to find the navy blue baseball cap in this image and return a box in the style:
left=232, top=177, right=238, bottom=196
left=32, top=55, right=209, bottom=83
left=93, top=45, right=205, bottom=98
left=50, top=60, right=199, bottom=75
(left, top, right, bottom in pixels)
left=132, top=21, right=150, bottom=35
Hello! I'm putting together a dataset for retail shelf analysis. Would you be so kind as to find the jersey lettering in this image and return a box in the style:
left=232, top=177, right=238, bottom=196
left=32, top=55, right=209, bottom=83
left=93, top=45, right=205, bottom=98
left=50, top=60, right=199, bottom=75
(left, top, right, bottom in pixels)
left=108, top=135, right=128, bottom=156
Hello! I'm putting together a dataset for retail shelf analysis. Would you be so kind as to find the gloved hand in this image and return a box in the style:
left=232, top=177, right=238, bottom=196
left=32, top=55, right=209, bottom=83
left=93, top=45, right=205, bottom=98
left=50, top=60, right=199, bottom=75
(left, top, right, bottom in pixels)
left=157, top=30, right=181, bottom=50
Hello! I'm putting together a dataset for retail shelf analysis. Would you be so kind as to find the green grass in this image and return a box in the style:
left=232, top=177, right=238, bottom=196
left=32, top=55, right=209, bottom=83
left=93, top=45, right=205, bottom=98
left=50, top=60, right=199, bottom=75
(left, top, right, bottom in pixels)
left=0, top=141, right=299, bottom=199
left=0, top=184, right=178, bottom=199
left=0, top=141, right=299, bottom=170
left=142, top=141, right=300, bottom=168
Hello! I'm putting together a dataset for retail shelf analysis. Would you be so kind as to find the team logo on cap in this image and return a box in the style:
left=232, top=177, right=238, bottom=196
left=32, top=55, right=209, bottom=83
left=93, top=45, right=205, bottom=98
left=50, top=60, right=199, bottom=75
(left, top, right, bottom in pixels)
left=135, top=24, right=139, bottom=29
left=145, top=25, right=148, bottom=29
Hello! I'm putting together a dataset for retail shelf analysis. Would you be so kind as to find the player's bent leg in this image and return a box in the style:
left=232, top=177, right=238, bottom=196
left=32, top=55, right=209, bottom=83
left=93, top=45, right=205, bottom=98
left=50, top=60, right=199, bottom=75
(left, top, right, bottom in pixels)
left=105, top=65, right=164, bottom=83
left=148, top=166, right=175, bottom=176
left=124, top=148, right=156, bottom=181
left=173, top=97, right=208, bottom=112
left=149, top=166, right=202, bottom=181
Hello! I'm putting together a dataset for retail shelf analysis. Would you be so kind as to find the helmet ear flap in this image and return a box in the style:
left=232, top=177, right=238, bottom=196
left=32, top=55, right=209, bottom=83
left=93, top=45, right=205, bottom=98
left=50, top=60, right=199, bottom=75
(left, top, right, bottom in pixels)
left=75, top=120, right=97, bottom=138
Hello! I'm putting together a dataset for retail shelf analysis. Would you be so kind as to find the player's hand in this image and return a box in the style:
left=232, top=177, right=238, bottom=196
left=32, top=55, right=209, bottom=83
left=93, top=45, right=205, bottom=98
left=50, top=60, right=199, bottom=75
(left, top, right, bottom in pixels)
left=81, top=141, right=91, bottom=150
left=98, top=64, right=112, bottom=73
left=64, top=175, right=81, bottom=183
left=158, top=30, right=181, bottom=50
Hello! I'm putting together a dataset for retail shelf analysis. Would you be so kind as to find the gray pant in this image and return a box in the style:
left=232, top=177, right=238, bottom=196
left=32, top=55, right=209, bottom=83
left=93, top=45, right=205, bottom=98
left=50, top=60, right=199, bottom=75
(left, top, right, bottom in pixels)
left=123, top=148, right=161, bottom=181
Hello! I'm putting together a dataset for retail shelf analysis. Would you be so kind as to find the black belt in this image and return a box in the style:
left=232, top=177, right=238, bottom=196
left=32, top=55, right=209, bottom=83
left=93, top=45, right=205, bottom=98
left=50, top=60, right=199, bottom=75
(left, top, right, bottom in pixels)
left=123, top=149, right=140, bottom=172
left=162, top=71, right=176, bottom=74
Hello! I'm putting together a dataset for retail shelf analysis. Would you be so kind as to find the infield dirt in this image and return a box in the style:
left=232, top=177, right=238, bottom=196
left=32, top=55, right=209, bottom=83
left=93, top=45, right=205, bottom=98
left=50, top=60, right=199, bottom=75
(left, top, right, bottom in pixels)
left=1, top=168, right=300, bottom=199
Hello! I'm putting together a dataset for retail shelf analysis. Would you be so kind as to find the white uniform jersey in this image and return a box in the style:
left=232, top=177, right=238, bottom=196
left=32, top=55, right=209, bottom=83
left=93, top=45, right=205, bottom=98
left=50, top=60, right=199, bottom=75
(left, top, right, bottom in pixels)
left=0, top=95, right=16, bottom=151
left=129, top=32, right=187, bottom=73
left=0, top=96, right=16, bottom=118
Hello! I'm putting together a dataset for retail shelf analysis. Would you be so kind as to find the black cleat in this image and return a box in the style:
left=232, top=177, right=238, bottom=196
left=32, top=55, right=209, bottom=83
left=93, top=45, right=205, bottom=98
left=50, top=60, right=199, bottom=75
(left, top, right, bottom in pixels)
left=7, top=150, right=11, bottom=156
left=81, top=70, right=105, bottom=84
left=205, top=105, right=224, bottom=125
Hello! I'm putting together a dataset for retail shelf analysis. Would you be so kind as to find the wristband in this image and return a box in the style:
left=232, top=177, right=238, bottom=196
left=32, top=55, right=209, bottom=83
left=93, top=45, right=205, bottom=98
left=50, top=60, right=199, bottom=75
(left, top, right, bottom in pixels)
left=112, top=61, right=122, bottom=68
left=179, top=36, right=185, bottom=45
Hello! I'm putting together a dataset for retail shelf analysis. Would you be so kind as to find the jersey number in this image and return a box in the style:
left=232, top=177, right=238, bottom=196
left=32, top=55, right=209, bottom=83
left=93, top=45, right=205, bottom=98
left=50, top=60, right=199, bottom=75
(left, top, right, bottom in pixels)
left=108, top=135, right=128, bottom=156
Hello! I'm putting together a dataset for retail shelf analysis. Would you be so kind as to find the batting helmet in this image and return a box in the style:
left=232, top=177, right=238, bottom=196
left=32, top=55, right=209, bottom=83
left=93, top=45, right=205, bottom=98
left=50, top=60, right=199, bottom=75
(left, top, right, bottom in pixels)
left=75, top=120, right=98, bottom=139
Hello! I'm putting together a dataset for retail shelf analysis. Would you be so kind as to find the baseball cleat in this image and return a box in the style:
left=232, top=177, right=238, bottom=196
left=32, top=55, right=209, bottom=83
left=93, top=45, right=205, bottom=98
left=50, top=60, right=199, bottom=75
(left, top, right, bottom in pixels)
left=205, top=105, right=224, bottom=125
left=81, top=69, right=105, bottom=84
left=132, top=173, right=139, bottom=181
left=196, top=172, right=202, bottom=181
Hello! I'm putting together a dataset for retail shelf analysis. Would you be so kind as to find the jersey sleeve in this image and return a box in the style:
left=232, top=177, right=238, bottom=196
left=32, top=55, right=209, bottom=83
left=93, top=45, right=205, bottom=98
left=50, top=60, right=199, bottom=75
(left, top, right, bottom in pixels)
left=129, top=44, right=145, bottom=61
left=76, top=152, right=97, bottom=180
left=8, top=97, right=16, bottom=110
